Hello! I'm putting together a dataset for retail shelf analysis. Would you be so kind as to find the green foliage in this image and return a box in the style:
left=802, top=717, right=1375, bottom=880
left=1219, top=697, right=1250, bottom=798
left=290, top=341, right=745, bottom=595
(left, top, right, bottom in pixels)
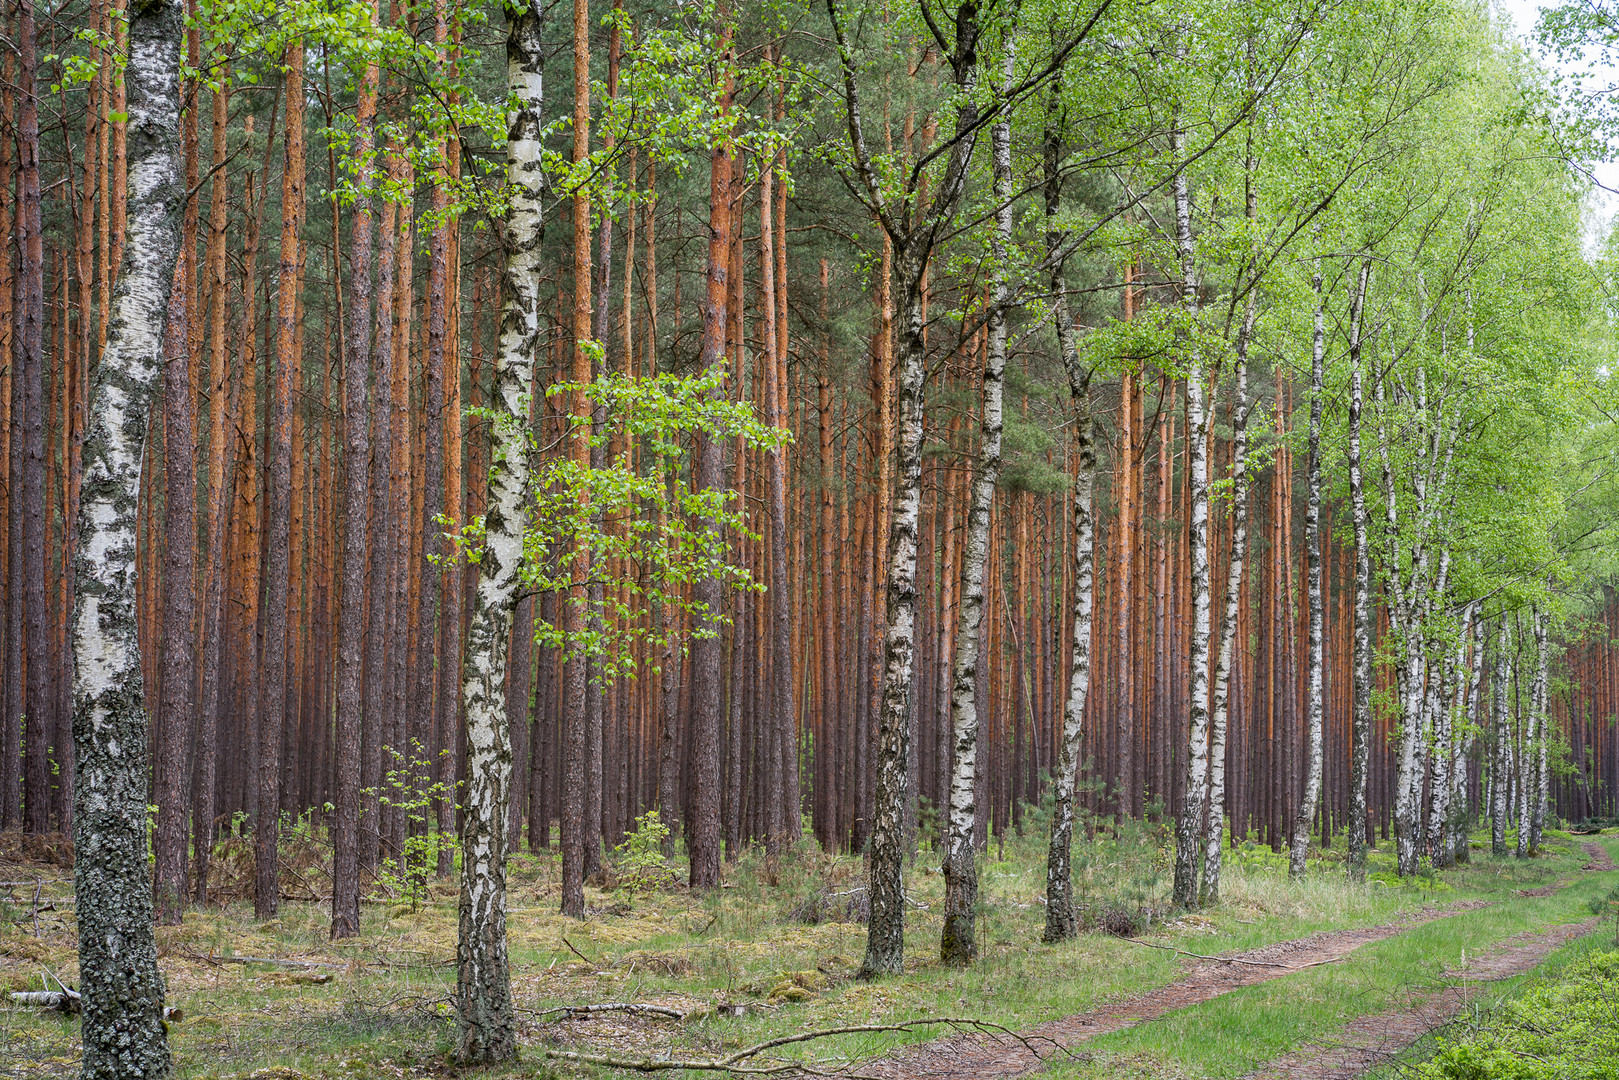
left=1415, top=950, right=1619, bottom=1080
left=366, top=740, right=460, bottom=911
left=519, top=366, right=786, bottom=680
left=611, top=811, right=674, bottom=893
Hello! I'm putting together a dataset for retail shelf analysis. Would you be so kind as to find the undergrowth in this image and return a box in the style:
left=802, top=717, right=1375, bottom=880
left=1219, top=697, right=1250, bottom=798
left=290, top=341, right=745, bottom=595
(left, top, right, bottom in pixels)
left=0, top=817, right=1605, bottom=1080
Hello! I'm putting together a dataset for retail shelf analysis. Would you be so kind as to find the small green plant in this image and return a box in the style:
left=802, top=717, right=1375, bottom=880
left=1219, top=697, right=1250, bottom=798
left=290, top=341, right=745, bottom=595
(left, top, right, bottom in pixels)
left=1588, top=883, right=1619, bottom=944
left=612, top=810, right=673, bottom=893
left=366, top=740, right=461, bottom=911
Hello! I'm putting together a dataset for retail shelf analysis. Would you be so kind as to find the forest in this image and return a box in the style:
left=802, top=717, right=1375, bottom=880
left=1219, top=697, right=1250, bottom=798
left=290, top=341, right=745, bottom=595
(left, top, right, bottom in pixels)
left=6, top=0, right=1619, bottom=1075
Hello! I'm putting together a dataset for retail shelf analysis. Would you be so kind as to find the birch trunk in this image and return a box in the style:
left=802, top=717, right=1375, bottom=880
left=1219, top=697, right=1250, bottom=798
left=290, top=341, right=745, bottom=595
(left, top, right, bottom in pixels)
left=1170, top=126, right=1214, bottom=910
left=1345, top=261, right=1373, bottom=880
left=940, top=35, right=1010, bottom=967
left=70, top=0, right=183, bottom=1073
left=1041, top=214, right=1095, bottom=941
left=452, top=4, right=544, bottom=1058
left=1202, top=298, right=1253, bottom=904
left=826, top=0, right=982, bottom=978
left=1528, top=611, right=1549, bottom=854
left=1289, top=267, right=1326, bottom=879
left=1495, top=617, right=1514, bottom=857
left=1454, top=617, right=1483, bottom=863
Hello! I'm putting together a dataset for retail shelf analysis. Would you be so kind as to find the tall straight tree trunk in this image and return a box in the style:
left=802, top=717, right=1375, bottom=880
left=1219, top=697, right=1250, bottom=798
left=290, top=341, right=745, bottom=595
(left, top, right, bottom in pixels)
left=1041, top=132, right=1096, bottom=939
left=941, top=33, right=1011, bottom=966
left=258, top=39, right=305, bottom=919
left=687, top=9, right=734, bottom=890
left=452, top=2, right=544, bottom=1059
left=1170, top=118, right=1215, bottom=910
left=69, top=0, right=183, bottom=1073
left=817, top=258, right=838, bottom=853
left=560, top=0, right=594, bottom=916
left=760, top=159, right=795, bottom=856
left=193, top=69, right=232, bottom=904
left=1201, top=301, right=1253, bottom=904
left=1, top=42, right=18, bottom=829
left=153, top=163, right=197, bottom=923
left=1528, top=610, right=1548, bottom=854
left=363, top=144, right=399, bottom=875
left=332, top=10, right=379, bottom=939
left=1289, top=264, right=1326, bottom=879
left=827, top=0, right=984, bottom=978
left=17, top=0, right=49, bottom=836
left=1345, top=260, right=1373, bottom=879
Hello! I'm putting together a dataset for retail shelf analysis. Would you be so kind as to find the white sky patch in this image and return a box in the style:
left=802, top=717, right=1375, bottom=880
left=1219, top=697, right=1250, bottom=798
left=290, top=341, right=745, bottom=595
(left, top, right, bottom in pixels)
left=1494, top=0, right=1617, bottom=251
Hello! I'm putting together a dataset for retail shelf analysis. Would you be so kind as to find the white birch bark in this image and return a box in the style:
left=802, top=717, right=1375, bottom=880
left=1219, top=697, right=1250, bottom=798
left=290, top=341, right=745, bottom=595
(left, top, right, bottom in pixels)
left=1201, top=296, right=1253, bottom=905
left=827, top=0, right=984, bottom=978
left=940, top=34, right=1013, bottom=967
left=70, top=1, right=183, bottom=1075
left=1289, top=262, right=1326, bottom=879
left=1345, top=261, right=1373, bottom=880
left=1491, top=616, right=1509, bottom=855
left=452, top=5, right=544, bottom=1061
left=1171, top=125, right=1214, bottom=909
left=1454, top=615, right=1483, bottom=863
left=1528, top=610, right=1549, bottom=854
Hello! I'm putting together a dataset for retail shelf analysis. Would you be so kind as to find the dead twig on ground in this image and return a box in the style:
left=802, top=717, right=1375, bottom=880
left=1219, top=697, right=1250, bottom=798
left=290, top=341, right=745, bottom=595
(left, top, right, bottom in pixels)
left=1120, top=937, right=1331, bottom=969
left=182, top=949, right=347, bottom=971
left=532, top=1002, right=688, bottom=1021
left=561, top=936, right=598, bottom=966
left=539, top=1016, right=1058, bottom=1075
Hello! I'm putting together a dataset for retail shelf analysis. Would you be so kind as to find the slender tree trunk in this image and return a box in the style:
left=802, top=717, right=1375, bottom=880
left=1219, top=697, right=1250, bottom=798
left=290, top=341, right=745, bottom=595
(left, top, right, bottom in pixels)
left=560, top=0, right=594, bottom=916
left=452, top=4, right=544, bottom=1058
left=69, top=0, right=184, bottom=1073
left=687, top=11, right=734, bottom=890
left=941, top=36, right=1011, bottom=966
left=17, top=0, right=49, bottom=836
left=1289, top=264, right=1326, bottom=879
left=257, top=39, right=305, bottom=920
left=1041, top=126, right=1096, bottom=938
left=1529, top=610, right=1549, bottom=854
left=192, top=68, right=232, bottom=904
left=332, top=11, right=379, bottom=939
left=1202, top=307, right=1252, bottom=904
left=1345, top=261, right=1373, bottom=880
left=1170, top=120, right=1214, bottom=910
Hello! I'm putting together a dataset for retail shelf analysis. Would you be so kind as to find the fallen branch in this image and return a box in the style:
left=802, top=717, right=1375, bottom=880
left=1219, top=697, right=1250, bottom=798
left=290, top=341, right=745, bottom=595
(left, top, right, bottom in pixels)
left=10, top=987, right=182, bottom=1021
left=1119, top=938, right=1294, bottom=968
left=534, top=1002, right=688, bottom=1021
left=183, top=949, right=347, bottom=971
left=538, top=1016, right=1055, bottom=1075
left=561, top=936, right=598, bottom=966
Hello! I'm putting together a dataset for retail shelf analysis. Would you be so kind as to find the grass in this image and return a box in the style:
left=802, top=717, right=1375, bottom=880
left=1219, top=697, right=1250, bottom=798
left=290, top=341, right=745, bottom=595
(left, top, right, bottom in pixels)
left=0, top=820, right=1608, bottom=1080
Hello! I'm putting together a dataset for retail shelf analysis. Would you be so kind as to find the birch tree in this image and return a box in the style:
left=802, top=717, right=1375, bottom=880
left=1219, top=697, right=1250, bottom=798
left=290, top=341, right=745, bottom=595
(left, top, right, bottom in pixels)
left=447, top=0, right=550, bottom=1060
left=69, top=0, right=184, bottom=1073
left=940, top=27, right=1015, bottom=970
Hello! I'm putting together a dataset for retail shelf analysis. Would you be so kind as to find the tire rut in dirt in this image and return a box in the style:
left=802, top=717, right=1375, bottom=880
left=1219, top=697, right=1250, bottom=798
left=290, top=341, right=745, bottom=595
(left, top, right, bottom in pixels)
left=859, top=903, right=1491, bottom=1080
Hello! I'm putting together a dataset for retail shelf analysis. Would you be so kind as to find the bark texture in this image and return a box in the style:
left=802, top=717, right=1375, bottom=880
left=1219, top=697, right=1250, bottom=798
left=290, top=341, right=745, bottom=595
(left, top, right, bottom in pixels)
left=452, top=4, right=545, bottom=1058
left=70, top=0, right=184, bottom=1074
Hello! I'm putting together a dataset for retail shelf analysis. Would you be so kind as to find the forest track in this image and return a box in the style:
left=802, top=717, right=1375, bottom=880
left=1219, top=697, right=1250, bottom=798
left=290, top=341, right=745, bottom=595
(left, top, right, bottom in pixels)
left=862, top=846, right=1616, bottom=1080
left=1238, top=915, right=1602, bottom=1080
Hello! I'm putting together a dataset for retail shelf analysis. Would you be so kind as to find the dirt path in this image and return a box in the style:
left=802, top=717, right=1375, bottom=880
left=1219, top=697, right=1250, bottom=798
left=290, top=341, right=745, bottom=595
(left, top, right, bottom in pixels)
left=1239, top=915, right=1601, bottom=1079
left=859, top=903, right=1490, bottom=1080
left=862, top=843, right=1617, bottom=1080
left=1240, top=840, right=1617, bottom=1079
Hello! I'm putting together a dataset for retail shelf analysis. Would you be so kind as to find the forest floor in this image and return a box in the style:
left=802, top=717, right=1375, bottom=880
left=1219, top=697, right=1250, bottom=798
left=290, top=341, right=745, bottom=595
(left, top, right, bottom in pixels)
left=0, top=821, right=1614, bottom=1080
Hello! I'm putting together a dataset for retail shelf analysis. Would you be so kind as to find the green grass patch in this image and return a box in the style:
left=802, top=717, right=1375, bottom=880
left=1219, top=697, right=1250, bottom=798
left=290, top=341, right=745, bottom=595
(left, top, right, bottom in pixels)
left=0, top=826, right=1608, bottom=1079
